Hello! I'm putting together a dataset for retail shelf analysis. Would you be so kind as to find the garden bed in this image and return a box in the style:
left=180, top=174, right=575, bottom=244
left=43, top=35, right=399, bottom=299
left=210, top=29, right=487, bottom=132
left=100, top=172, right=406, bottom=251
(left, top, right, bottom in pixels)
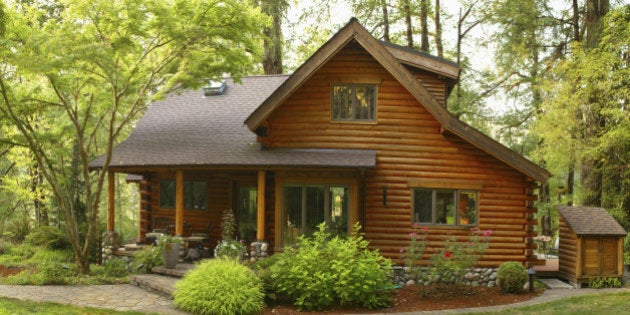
left=0, top=265, right=24, bottom=278
left=264, top=284, right=540, bottom=314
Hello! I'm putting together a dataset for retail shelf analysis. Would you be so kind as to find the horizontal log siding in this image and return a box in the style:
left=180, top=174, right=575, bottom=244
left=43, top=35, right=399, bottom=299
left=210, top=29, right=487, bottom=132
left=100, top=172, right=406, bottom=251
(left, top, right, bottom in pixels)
left=262, top=44, right=535, bottom=267
left=558, top=217, right=578, bottom=284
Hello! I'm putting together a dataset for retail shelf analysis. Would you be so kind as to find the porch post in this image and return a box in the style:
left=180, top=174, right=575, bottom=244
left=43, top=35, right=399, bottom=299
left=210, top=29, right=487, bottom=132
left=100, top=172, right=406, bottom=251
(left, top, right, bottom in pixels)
left=256, top=170, right=265, bottom=240
left=175, top=170, right=184, bottom=236
left=107, top=170, right=115, bottom=232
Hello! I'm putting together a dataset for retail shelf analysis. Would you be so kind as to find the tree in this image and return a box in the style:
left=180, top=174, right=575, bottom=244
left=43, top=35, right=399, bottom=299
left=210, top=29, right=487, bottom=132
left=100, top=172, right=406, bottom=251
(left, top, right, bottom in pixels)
left=0, top=0, right=267, bottom=273
left=533, top=5, right=629, bottom=218
left=259, top=0, right=288, bottom=74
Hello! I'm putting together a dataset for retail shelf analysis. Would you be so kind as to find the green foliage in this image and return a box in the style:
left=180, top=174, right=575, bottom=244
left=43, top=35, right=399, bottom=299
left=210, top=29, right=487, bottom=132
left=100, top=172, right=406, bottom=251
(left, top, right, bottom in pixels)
left=269, top=223, right=392, bottom=311
left=25, top=226, right=70, bottom=249
left=497, top=261, right=528, bottom=293
left=101, top=258, right=129, bottom=278
left=589, top=277, right=622, bottom=289
left=155, top=234, right=182, bottom=252
left=129, top=245, right=162, bottom=274
left=173, top=258, right=265, bottom=315
left=401, top=224, right=428, bottom=284
left=214, top=239, right=246, bottom=260
left=428, top=229, right=491, bottom=286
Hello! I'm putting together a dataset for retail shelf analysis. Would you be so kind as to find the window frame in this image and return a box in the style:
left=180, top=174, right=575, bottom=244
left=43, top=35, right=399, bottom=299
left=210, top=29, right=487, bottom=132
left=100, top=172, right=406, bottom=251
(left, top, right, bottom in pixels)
left=331, top=83, right=377, bottom=122
left=412, top=188, right=478, bottom=227
left=159, top=179, right=208, bottom=210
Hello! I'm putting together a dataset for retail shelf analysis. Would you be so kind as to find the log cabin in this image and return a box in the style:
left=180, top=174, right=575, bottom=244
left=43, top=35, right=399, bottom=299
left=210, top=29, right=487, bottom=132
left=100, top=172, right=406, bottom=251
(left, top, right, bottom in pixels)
left=91, top=18, right=550, bottom=267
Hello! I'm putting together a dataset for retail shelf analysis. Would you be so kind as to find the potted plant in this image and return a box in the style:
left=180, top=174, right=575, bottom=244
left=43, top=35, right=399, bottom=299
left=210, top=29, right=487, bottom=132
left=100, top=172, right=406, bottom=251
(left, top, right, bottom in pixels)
left=156, top=234, right=183, bottom=269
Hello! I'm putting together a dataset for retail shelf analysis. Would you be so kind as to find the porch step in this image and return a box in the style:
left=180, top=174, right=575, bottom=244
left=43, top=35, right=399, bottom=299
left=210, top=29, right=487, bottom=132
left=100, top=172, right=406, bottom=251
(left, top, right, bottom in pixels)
left=539, top=278, right=575, bottom=289
left=151, top=263, right=196, bottom=278
left=130, top=274, right=178, bottom=297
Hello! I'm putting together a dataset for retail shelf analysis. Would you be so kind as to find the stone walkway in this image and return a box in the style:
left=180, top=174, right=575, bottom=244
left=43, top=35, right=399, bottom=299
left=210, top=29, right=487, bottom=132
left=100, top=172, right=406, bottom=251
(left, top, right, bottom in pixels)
left=0, top=282, right=628, bottom=314
left=0, top=284, right=187, bottom=314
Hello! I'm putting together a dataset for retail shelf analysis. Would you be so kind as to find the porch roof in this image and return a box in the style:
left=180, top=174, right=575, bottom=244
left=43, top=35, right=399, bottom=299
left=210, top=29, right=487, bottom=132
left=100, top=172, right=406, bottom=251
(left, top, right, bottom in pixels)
left=90, top=76, right=376, bottom=170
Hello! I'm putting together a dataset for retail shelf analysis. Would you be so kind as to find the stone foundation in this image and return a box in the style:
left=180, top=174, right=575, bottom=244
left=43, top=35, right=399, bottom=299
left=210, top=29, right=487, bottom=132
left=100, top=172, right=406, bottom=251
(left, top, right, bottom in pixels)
left=392, top=266, right=498, bottom=287
left=249, top=241, right=269, bottom=263
left=101, top=231, right=119, bottom=265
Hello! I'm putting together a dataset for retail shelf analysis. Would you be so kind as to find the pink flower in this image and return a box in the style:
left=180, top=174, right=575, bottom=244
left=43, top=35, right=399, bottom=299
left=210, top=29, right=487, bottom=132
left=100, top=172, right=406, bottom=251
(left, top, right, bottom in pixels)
left=483, top=229, right=493, bottom=237
left=413, top=223, right=420, bottom=228
left=421, top=226, right=429, bottom=232
left=400, top=248, right=404, bottom=253
left=444, top=251, right=452, bottom=259
left=409, top=232, right=416, bottom=238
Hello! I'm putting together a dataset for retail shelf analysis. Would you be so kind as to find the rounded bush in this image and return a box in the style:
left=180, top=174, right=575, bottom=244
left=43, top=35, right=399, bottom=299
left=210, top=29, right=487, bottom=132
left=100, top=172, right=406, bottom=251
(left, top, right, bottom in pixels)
left=173, top=258, right=265, bottom=315
left=497, top=261, right=528, bottom=293
left=269, top=223, right=392, bottom=311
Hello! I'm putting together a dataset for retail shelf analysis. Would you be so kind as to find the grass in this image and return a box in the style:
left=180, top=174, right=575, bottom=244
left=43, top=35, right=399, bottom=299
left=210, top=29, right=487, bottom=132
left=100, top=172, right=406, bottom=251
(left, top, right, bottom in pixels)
left=469, top=291, right=630, bottom=314
left=0, top=297, right=150, bottom=315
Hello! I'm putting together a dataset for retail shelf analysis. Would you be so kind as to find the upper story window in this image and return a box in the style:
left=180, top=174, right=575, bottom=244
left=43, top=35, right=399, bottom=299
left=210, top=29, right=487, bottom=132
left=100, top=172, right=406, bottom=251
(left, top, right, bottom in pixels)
left=160, top=180, right=208, bottom=210
left=412, top=189, right=478, bottom=226
left=331, top=84, right=376, bottom=121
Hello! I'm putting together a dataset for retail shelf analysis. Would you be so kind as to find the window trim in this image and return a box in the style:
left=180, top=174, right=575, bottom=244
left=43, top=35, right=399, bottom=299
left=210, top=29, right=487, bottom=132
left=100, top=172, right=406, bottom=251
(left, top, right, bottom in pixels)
left=412, top=188, right=478, bottom=227
left=331, top=83, right=377, bottom=122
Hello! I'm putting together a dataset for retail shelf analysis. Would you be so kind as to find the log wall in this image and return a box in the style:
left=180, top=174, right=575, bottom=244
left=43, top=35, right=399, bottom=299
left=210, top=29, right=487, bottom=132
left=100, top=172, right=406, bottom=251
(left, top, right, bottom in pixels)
left=558, top=217, right=578, bottom=284
left=261, top=42, right=537, bottom=266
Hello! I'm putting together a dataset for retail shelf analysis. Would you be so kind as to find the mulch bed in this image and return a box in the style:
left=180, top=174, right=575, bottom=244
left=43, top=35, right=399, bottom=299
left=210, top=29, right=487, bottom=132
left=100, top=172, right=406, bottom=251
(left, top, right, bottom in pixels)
left=264, top=284, right=541, bottom=314
left=0, top=265, right=24, bottom=278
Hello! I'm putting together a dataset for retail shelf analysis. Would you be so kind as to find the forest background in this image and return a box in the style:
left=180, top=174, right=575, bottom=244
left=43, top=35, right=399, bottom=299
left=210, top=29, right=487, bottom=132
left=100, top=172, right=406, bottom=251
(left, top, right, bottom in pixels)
left=0, top=0, right=628, bottom=272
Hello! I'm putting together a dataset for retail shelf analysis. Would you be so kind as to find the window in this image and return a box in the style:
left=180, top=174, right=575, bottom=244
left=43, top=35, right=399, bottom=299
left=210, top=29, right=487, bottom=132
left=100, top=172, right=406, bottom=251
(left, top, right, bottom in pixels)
left=332, top=84, right=376, bottom=121
left=282, top=184, right=349, bottom=246
left=413, top=189, right=477, bottom=226
left=160, top=180, right=207, bottom=210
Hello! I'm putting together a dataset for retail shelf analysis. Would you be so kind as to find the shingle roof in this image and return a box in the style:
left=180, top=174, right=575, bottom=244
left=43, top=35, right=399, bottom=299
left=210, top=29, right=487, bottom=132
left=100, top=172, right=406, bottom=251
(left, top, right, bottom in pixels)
left=90, top=76, right=376, bottom=170
left=557, top=206, right=627, bottom=236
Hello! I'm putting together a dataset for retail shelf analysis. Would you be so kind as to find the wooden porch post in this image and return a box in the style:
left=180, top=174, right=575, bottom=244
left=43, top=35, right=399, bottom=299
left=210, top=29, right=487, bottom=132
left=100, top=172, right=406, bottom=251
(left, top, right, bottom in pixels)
left=256, top=170, right=265, bottom=240
left=107, top=170, right=115, bottom=232
left=175, top=170, right=184, bottom=236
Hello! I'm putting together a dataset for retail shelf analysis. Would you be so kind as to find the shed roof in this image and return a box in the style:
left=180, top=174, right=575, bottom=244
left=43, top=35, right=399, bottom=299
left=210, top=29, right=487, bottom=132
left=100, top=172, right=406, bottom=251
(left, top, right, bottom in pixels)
left=557, top=206, right=627, bottom=236
left=90, top=76, right=376, bottom=170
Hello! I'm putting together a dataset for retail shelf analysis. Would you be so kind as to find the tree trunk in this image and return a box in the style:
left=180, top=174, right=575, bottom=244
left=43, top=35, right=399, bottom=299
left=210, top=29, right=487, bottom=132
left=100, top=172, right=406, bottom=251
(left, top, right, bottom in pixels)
left=420, top=0, right=429, bottom=52
left=585, top=0, right=609, bottom=48
left=262, top=0, right=284, bottom=75
left=434, top=0, right=443, bottom=58
left=381, top=0, right=390, bottom=42
left=572, top=0, right=580, bottom=42
left=403, top=0, right=413, bottom=48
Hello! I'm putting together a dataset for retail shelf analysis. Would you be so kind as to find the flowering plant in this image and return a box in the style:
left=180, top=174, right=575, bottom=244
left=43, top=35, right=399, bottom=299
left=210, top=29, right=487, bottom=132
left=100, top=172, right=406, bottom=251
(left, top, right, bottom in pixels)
left=429, top=228, right=491, bottom=286
left=156, top=234, right=183, bottom=251
left=401, top=223, right=429, bottom=286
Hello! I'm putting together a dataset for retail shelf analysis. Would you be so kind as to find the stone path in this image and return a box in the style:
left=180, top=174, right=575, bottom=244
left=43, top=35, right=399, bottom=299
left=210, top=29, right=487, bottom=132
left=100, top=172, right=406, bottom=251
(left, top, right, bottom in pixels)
left=0, top=284, right=187, bottom=314
left=0, top=281, right=629, bottom=314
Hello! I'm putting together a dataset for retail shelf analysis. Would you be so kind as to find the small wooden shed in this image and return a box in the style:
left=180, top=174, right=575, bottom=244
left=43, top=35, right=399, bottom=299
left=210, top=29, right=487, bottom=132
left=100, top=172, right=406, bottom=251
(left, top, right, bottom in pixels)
left=557, top=206, right=627, bottom=287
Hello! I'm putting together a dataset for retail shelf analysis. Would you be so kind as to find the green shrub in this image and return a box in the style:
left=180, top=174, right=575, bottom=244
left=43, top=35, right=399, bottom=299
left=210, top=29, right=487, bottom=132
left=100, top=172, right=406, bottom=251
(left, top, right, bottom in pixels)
left=102, top=258, right=129, bottom=277
left=25, top=226, right=71, bottom=249
left=6, top=262, right=74, bottom=285
left=130, top=245, right=162, bottom=274
left=497, top=261, right=528, bottom=293
left=173, top=258, right=265, bottom=315
left=269, top=223, right=392, bottom=311
left=589, top=277, right=622, bottom=288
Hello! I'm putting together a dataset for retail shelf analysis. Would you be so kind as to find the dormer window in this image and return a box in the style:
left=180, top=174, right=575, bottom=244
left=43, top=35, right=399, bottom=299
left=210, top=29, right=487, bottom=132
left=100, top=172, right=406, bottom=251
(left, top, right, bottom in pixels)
left=331, top=84, right=376, bottom=121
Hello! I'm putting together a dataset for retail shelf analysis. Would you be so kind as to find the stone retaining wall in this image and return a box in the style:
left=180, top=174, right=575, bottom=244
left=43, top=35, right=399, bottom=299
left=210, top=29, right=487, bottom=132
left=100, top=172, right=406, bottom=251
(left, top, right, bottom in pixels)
left=392, top=266, right=498, bottom=287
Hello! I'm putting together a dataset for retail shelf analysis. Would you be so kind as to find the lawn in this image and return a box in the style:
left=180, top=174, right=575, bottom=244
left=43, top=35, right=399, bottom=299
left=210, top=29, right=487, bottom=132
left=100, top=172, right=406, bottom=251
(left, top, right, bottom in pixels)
left=469, top=291, right=630, bottom=314
left=0, top=297, right=150, bottom=315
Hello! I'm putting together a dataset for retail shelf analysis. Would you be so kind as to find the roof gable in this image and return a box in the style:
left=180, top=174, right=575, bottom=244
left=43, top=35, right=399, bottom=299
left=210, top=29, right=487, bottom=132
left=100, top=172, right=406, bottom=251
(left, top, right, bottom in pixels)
left=244, top=18, right=550, bottom=182
left=558, top=206, right=627, bottom=236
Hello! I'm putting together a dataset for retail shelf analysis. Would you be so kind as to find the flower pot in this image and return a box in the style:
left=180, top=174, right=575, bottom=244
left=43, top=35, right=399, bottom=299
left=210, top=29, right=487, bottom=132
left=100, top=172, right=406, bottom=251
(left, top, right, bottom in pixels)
left=162, top=243, right=180, bottom=269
